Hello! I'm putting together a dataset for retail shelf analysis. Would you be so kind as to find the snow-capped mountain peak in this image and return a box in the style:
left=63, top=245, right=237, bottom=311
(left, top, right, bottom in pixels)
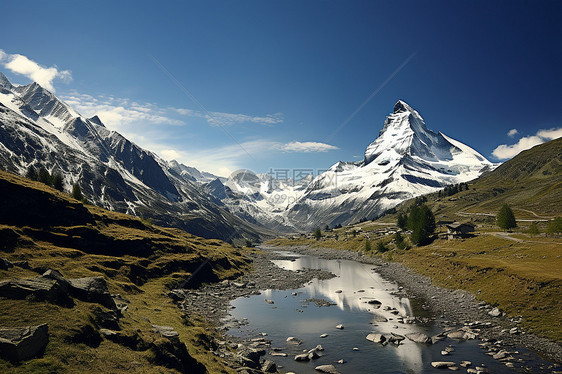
left=287, top=100, right=494, bottom=229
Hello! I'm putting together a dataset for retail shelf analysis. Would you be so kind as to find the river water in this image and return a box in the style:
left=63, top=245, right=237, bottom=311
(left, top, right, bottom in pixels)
left=225, top=251, right=548, bottom=373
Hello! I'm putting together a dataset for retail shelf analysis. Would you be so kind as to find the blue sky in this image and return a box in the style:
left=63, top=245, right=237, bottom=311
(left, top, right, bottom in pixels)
left=1, top=0, right=560, bottom=176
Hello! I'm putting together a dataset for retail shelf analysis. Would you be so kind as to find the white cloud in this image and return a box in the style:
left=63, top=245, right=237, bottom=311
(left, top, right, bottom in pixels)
left=507, top=129, right=518, bottom=137
left=0, top=49, right=71, bottom=92
left=279, top=141, right=339, bottom=153
left=492, top=127, right=562, bottom=160
left=60, top=91, right=185, bottom=127
left=206, top=112, right=283, bottom=127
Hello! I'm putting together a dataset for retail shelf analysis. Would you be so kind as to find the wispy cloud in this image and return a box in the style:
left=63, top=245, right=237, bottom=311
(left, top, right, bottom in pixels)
left=61, top=91, right=185, bottom=127
left=0, top=49, right=71, bottom=92
left=279, top=141, right=339, bottom=153
left=151, top=139, right=339, bottom=177
left=492, top=127, right=562, bottom=160
left=173, top=107, right=283, bottom=127
left=507, top=128, right=518, bottom=137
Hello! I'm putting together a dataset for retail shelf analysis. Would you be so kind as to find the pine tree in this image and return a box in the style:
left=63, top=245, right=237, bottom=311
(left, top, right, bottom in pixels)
left=26, top=165, right=38, bottom=181
left=397, top=213, right=408, bottom=230
left=51, top=171, right=64, bottom=191
left=38, top=167, right=52, bottom=186
left=497, top=204, right=517, bottom=231
left=313, top=228, right=322, bottom=240
left=394, top=231, right=406, bottom=250
left=547, top=217, right=562, bottom=236
left=408, top=204, right=436, bottom=246
left=72, top=183, right=82, bottom=201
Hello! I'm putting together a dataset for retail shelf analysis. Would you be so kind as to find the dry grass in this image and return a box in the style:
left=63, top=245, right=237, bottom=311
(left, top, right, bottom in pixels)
left=0, top=170, right=251, bottom=373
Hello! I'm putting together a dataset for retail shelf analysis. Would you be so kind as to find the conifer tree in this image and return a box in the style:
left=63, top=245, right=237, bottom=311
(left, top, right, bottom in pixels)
left=52, top=171, right=64, bottom=191
left=497, top=204, right=517, bottom=231
left=26, top=165, right=38, bottom=181
left=72, top=183, right=82, bottom=201
left=38, top=167, right=52, bottom=186
left=528, top=222, right=539, bottom=236
left=408, top=204, right=436, bottom=246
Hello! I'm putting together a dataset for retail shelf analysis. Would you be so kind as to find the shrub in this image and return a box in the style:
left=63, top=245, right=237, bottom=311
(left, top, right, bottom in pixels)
left=313, top=228, right=322, bottom=240
left=376, top=241, right=388, bottom=253
left=364, top=240, right=372, bottom=252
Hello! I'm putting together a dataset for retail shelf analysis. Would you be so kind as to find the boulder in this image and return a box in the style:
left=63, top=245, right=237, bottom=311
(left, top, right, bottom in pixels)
left=405, top=332, right=432, bottom=344
left=0, top=324, right=49, bottom=361
left=151, top=325, right=180, bottom=344
left=335, top=324, right=344, bottom=329
left=286, top=336, right=303, bottom=345
left=261, top=359, right=277, bottom=373
left=294, top=353, right=310, bottom=361
left=372, top=314, right=388, bottom=323
left=431, top=361, right=456, bottom=368
left=69, top=277, right=116, bottom=309
left=0, top=276, right=71, bottom=306
left=446, top=331, right=466, bottom=340
left=366, top=333, right=386, bottom=344
left=488, top=307, right=501, bottom=317
left=315, top=364, right=340, bottom=373
left=308, top=349, right=320, bottom=360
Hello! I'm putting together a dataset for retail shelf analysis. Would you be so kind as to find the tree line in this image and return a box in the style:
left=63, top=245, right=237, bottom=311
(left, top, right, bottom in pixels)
left=25, top=165, right=83, bottom=201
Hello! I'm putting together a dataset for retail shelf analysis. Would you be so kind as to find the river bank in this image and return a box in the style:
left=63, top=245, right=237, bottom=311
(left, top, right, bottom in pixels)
left=176, top=245, right=561, bottom=373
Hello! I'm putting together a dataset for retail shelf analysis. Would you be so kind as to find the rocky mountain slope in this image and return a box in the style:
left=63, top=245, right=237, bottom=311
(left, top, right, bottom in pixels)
left=0, top=72, right=266, bottom=243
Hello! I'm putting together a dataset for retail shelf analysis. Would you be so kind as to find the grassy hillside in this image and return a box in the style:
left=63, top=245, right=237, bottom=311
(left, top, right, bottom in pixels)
left=0, top=170, right=251, bottom=373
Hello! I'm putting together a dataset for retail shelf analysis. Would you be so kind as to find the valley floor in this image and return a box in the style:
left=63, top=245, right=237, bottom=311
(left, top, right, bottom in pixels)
left=264, top=232, right=562, bottom=366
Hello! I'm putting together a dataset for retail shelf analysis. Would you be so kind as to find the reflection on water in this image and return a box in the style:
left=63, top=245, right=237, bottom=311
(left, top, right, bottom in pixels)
left=228, top=252, right=431, bottom=373
left=226, top=252, right=524, bottom=373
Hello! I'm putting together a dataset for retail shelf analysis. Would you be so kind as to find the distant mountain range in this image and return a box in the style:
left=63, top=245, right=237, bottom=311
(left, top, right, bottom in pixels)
left=0, top=72, right=497, bottom=237
left=0, top=72, right=266, bottom=243
left=210, top=100, right=495, bottom=230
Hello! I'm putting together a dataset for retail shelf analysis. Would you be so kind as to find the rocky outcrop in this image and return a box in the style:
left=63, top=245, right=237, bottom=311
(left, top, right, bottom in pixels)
left=0, top=324, right=49, bottom=361
left=69, top=277, right=117, bottom=309
left=0, top=276, right=72, bottom=306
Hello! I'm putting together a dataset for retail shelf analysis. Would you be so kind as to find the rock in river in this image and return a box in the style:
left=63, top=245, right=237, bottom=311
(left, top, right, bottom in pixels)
left=405, top=332, right=432, bottom=344
left=315, top=364, right=340, bottom=373
left=286, top=336, right=303, bottom=345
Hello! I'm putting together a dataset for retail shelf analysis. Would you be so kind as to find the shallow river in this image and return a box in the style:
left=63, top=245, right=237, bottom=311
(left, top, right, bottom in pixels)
left=225, top=251, right=545, bottom=373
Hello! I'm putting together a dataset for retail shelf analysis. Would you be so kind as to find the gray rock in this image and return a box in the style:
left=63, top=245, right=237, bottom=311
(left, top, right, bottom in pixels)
left=431, top=361, right=456, bottom=368
left=0, top=324, right=49, bottom=361
left=261, top=359, right=277, bottom=373
left=488, top=307, right=501, bottom=317
left=294, top=353, right=310, bottom=361
left=264, top=299, right=274, bottom=304
left=151, top=325, right=180, bottom=344
left=69, top=277, right=116, bottom=309
left=493, top=350, right=508, bottom=359
left=335, top=324, right=344, bottom=329
left=446, top=331, right=466, bottom=340
left=405, top=332, right=432, bottom=344
left=308, top=349, right=320, bottom=360
left=366, top=333, right=386, bottom=344
left=314, top=364, right=340, bottom=373
left=286, top=336, right=302, bottom=345
left=372, top=314, right=388, bottom=323
left=0, top=276, right=71, bottom=305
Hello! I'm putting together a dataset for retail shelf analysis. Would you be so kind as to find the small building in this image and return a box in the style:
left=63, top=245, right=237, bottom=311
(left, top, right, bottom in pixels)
left=445, top=222, right=475, bottom=239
